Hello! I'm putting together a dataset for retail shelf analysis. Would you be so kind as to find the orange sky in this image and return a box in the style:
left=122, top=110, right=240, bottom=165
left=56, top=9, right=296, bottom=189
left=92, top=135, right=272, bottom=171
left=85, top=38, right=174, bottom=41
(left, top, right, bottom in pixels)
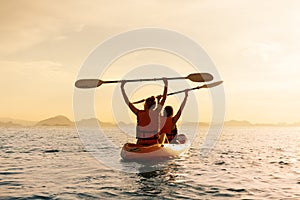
left=1, top=0, right=300, bottom=124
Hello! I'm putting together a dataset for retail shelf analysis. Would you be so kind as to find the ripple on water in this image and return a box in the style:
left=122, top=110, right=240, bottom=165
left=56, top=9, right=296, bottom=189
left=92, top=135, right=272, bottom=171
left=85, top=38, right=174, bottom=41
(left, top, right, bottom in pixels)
left=278, top=161, right=289, bottom=165
left=0, top=181, right=22, bottom=186
left=77, top=192, right=101, bottom=199
left=227, top=188, right=247, bottom=192
left=43, top=149, right=60, bottom=153
left=214, top=161, right=225, bottom=165
left=1, top=195, right=53, bottom=200
left=0, top=171, right=23, bottom=175
left=4, top=150, right=15, bottom=154
left=213, top=193, right=236, bottom=197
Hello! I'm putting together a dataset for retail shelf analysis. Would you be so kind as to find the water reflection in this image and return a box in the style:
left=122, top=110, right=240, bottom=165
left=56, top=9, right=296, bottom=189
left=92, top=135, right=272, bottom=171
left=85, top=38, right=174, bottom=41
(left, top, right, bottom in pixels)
left=135, top=161, right=183, bottom=196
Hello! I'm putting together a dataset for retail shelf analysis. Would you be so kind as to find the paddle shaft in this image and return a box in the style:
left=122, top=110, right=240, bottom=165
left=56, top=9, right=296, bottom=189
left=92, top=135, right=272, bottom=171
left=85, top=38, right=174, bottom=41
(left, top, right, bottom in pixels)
left=167, top=85, right=205, bottom=96
left=102, top=76, right=186, bottom=84
left=166, top=81, right=223, bottom=96
left=75, top=73, right=213, bottom=88
left=132, top=87, right=198, bottom=104
left=132, top=81, right=223, bottom=104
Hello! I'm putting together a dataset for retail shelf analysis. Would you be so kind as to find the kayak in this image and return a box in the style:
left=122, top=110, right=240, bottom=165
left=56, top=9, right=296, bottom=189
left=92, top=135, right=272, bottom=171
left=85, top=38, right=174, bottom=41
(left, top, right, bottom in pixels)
left=120, top=134, right=190, bottom=162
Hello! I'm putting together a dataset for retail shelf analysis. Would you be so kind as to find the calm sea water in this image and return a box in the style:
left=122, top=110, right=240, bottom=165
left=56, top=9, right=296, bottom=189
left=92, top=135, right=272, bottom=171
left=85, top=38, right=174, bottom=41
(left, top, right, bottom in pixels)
left=0, top=126, right=299, bottom=199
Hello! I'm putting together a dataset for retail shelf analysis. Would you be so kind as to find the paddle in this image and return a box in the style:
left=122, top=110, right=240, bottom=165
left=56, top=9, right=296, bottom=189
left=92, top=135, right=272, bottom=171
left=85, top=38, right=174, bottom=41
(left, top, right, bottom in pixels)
left=132, top=81, right=223, bottom=104
left=75, top=73, right=213, bottom=88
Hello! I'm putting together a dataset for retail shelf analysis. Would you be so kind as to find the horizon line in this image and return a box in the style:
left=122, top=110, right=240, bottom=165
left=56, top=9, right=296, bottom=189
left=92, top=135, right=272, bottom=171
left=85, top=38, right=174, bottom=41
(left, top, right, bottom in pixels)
left=0, top=115, right=300, bottom=126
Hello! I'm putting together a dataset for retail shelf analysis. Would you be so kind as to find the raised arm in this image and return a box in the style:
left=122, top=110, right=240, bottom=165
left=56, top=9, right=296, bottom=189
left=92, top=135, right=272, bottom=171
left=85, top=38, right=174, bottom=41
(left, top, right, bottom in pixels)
left=156, top=78, right=168, bottom=112
left=156, top=95, right=162, bottom=105
left=121, top=81, right=139, bottom=115
left=173, top=89, right=188, bottom=124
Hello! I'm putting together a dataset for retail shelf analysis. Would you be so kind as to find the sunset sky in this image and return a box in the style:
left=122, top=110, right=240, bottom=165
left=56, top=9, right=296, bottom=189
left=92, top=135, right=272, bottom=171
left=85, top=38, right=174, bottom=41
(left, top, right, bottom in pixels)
left=1, top=0, right=300, bottom=124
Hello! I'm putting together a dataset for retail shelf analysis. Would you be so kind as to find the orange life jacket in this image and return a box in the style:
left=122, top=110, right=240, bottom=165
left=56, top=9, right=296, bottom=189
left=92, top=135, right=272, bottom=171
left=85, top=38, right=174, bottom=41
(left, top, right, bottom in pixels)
left=160, top=116, right=178, bottom=142
left=136, top=109, right=159, bottom=145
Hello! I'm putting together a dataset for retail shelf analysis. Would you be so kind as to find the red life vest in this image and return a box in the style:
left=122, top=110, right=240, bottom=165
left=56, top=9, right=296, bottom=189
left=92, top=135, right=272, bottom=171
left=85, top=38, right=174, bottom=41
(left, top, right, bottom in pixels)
left=136, top=109, right=159, bottom=145
left=160, top=116, right=178, bottom=142
left=160, top=116, right=172, bottom=134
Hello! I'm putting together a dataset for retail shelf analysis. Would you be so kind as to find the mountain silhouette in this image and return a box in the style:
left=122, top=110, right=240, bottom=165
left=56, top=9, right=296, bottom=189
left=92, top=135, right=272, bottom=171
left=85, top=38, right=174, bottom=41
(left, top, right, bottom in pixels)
left=36, top=115, right=74, bottom=127
left=0, top=121, right=22, bottom=127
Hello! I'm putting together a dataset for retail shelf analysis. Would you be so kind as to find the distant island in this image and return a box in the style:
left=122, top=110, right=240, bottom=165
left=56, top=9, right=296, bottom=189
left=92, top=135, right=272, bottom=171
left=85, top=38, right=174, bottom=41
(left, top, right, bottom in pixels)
left=36, top=115, right=74, bottom=127
left=0, top=121, right=22, bottom=128
left=0, top=115, right=299, bottom=128
left=0, top=115, right=115, bottom=128
left=75, top=118, right=114, bottom=127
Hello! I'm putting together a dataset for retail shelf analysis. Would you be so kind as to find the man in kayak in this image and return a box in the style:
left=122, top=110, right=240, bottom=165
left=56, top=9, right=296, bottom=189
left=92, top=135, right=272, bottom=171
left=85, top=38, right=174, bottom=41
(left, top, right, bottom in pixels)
left=158, top=89, right=189, bottom=144
left=120, top=78, right=168, bottom=145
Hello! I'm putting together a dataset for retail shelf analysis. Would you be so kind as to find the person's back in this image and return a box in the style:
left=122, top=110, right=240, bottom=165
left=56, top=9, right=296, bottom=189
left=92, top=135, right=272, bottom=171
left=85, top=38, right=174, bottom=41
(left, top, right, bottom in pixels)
left=120, top=78, right=168, bottom=146
left=160, top=108, right=177, bottom=142
left=136, top=98, right=159, bottom=145
left=159, top=90, right=188, bottom=143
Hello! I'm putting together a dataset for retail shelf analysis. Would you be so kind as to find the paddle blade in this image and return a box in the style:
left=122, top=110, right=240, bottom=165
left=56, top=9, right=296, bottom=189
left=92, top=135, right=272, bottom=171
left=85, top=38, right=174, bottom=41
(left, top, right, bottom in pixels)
left=187, top=73, right=213, bottom=82
left=202, top=81, right=223, bottom=88
left=75, top=79, right=103, bottom=88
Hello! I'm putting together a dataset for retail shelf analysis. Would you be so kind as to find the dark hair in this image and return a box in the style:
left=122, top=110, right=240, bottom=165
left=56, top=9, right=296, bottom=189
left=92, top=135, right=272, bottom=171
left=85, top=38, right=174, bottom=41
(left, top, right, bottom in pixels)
left=145, top=96, right=156, bottom=109
left=164, top=106, right=173, bottom=117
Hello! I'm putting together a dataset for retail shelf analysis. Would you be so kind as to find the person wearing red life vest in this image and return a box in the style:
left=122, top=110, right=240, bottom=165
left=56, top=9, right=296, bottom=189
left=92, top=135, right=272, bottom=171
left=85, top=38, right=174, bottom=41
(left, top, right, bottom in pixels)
left=120, top=78, right=168, bottom=145
left=159, top=89, right=189, bottom=143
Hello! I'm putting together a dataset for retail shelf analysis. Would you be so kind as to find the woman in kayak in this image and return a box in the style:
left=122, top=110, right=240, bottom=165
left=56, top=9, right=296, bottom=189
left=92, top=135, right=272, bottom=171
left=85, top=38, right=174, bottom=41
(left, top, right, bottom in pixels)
left=158, top=89, right=189, bottom=143
left=120, top=78, right=168, bottom=145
